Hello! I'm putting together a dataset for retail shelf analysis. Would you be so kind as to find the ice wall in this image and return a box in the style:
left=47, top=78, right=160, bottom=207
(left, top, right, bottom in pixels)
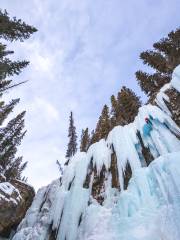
left=78, top=152, right=180, bottom=240
left=12, top=66, right=180, bottom=240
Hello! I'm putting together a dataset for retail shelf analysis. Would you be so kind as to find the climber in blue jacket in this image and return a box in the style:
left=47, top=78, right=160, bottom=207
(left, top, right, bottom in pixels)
left=143, top=116, right=153, bottom=137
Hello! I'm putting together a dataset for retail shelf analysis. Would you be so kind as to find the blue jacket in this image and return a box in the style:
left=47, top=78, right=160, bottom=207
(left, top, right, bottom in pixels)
left=143, top=122, right=153, bottom=137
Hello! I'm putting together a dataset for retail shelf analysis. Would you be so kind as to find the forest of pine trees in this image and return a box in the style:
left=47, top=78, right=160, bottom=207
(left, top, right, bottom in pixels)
left=0, top=10, right=37, bottom=180
left=89, top=88, right=141, bottom=145
left=67, top=87, right=142, bottom=153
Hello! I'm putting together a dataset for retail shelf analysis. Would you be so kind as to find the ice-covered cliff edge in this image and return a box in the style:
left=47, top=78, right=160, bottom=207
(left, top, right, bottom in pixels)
left=12, top=66, right=180, bottom=240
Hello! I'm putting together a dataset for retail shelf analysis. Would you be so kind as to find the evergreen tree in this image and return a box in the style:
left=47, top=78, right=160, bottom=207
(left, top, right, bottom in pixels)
left=0, top=98, right=19, bottom=125
left=89, top=105, right=111, bottom=145
left=80, top=128, right=90, bottom=152
left=80, top=129, right=85, bottom=151
left=0, top=112, right=27, bottom=180
left=0, top=9, right=37, bottom=180
left=117, top=86, right=142, bottom=125
left=110, top=87, right=141, bottom=126
left=135, top=71, right=170, bottom=97
left=89, top=129, right=97, bottom=145
left=139, top=50, right=168, bottom=73
left=0, top=43, right=29, bottom=91
left=0, top=10, right=37, bottom=41
left=153, top=28, right=180, bottom=71
left=65, top=112, right=77, bottom=160
left=110, top=95, right=118, bottom=129
left=99, top=105, right=111, bottom=139
left=93, top=105, right=111, bottom=142
left=136, top=27, right=180, bottom=99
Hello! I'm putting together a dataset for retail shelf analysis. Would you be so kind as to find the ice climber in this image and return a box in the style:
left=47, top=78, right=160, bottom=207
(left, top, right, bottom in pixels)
left=143, top=116, right=153, bottom=136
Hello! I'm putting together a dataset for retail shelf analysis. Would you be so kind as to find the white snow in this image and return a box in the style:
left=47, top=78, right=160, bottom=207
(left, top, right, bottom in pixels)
left=171, top=65, right=180, bottom=92
left=0, top=182, right=21, bottom=204
left=12, top=65, right=180, bottom=240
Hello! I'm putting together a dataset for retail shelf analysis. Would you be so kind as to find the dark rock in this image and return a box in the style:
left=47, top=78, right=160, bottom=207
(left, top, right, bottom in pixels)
left=165, top=88, right=180, bottom=127
left=136, top=130, right=154, bottom=166
left=0, top=174, right=6, bottom=183
left=110, top=147, right=120, bottom=190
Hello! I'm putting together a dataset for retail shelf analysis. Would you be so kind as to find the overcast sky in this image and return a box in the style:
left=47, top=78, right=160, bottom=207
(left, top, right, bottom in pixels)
left=0, top=0, right=179, bottom=190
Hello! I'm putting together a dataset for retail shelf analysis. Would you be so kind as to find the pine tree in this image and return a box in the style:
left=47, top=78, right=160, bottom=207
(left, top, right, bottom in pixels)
left=0, top=98, right=19, bottom=125
left=110, top=95, right=118, bottom=129
left=94, top=105, right=111, bottom=142
left=0, top=10, right=37, bottom=180
left=90, top=129, right=97, bottom=145
left=80, top=128, right=90, bottom=152
left=99, top=105, right=111, bottom=139
left=136, top=27, right=180, bottom=100
left=117, top=86, right=142, bottom=125
left=0, top=112, right=27, bottom=180
left=0, top=43, right=29, bottom=91
left=65, top=112, right=77, bottom=160
left=135, top=71, right=170, bottom=97
left=0, top=10, right=37, bottom=41
left=139, top=50, right=168, bottom=74
left=89, top=105, right=111, bottom=145
left=153, top=28, right=180, bottom=71
left=110, top=87, right=141, bottom=126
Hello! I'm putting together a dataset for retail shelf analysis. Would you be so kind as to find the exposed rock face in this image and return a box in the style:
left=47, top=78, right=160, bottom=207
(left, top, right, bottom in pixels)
left=0, top=174, right=6, bottom=183
left=0, top=179, right=35, bottom=238
left=165, top=88, right=180, bottom=127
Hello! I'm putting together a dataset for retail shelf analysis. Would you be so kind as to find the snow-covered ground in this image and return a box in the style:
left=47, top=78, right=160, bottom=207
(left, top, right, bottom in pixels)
left=12, top=66, right=180, bottom=240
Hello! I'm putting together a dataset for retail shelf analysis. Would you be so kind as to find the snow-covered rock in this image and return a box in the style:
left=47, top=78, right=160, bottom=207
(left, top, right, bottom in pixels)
left=12, top=66, right=180, bottom=240
left=0, top=180, right=35, bottom=238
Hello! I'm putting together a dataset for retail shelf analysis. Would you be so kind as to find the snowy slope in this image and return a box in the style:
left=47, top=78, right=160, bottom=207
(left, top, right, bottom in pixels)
left=12, top=66, right=180, bottom=240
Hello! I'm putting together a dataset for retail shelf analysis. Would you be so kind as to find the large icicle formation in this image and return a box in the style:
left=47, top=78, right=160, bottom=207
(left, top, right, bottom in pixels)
left=12, top=66, right=180, bottom=240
